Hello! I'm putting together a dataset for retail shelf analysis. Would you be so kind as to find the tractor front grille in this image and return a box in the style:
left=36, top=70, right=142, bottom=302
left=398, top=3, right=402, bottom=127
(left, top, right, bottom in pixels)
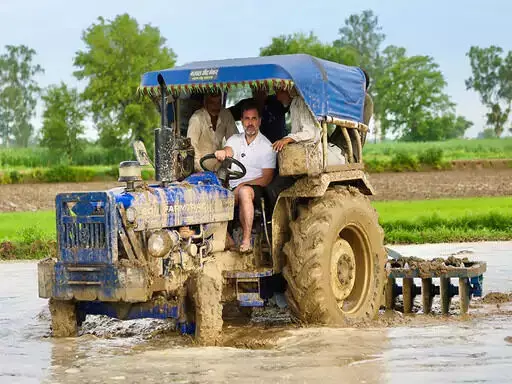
left=56, top=192, right=116, bottom=264
left=62, top=222, right=106, bottom=249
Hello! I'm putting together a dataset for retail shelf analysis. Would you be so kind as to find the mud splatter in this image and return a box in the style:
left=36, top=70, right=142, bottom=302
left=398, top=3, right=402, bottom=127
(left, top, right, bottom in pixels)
left=79, top=315, right=177, bottom=339
left=482, top=292, right=512, bottom=304
left=387, top=255, right=474, bottom=278
left=220, top=325, right=293, bottom=349
left=448, top=249, right=475, bottom=257
left=249, top=306, right=295, bottom=325
left=278, top=141, right=323, bottom=176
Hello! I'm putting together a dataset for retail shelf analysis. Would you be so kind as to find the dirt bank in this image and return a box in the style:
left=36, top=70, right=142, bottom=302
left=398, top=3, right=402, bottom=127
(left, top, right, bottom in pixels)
left=0, top=181, right=120, bottom=212
left=1, top=168, right=512, bottom=212
left=369, top=168, right=512, bottom=201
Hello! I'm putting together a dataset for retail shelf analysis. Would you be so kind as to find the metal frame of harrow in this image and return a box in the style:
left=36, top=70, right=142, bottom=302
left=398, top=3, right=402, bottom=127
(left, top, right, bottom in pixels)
left=384, top=261, right=487, bottom=315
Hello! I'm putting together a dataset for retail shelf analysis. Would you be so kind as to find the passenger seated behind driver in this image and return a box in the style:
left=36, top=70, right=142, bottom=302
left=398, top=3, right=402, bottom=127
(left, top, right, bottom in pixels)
left=187, top=91, right=237, bottom=172
left=214, top=99, right=276, bottom=253
left=227, top=87, right=289, bottom=143
left=266, top=88, right=346, bottom=207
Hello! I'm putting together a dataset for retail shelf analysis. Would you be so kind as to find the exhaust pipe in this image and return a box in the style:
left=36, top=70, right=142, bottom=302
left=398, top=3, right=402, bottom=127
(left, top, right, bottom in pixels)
left=154, top=74, right=175, bottom=184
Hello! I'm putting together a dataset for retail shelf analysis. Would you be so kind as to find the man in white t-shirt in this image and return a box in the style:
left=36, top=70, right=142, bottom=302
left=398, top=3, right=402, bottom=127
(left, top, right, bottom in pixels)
left=214, top=99, right=276, bottom=253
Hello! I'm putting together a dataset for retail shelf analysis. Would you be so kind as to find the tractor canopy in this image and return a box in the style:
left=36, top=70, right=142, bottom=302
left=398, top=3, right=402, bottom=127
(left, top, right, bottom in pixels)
left=138, top=53, right=367, bottom=123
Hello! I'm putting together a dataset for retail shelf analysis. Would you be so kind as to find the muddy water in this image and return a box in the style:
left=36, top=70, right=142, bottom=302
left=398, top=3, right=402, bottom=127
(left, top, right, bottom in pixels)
left=1, top=241, right=512, bottom=384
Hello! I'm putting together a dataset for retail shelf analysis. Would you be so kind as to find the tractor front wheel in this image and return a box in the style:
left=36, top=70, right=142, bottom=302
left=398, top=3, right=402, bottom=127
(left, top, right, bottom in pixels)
left=49, top=298, right=78, bottom=337
left=188, top=267, right=223, bottom=346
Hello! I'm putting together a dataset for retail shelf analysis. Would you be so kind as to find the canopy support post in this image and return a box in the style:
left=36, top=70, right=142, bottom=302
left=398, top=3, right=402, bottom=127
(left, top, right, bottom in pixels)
left=321, top=120, right=328, bottom=171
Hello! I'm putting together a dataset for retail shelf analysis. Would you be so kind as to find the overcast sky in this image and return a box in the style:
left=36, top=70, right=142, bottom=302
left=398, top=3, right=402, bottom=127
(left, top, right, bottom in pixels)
left=1, top=0, right=510, bottom=139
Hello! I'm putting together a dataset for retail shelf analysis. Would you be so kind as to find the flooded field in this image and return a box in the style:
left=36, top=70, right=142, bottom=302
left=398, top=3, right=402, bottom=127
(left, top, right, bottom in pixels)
left=1, top=241, right=512, bottom=384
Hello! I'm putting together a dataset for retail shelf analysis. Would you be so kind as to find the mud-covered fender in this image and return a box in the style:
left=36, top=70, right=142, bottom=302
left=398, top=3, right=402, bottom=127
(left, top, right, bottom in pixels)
left=278, top=168, right=375, bottom=199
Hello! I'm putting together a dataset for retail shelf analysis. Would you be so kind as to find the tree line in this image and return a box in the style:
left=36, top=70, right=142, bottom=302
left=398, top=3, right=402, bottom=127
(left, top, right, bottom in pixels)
left=0, top=10, right=510, bottom=161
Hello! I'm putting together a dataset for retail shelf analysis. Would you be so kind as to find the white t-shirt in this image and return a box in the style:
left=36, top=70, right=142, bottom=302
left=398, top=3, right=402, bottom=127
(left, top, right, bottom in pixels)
left=225, top=131, right=276, bottom=188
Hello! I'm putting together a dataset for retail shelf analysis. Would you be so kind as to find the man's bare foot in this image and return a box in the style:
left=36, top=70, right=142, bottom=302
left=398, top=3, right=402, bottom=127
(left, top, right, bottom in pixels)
left=239, top=242, right=253, bottom=254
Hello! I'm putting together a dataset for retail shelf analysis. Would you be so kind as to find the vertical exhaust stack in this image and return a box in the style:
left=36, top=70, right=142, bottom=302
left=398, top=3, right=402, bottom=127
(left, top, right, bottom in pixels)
left=154, top=74, right=175, bottom=185
left=152, top=74, right=195, bottom=185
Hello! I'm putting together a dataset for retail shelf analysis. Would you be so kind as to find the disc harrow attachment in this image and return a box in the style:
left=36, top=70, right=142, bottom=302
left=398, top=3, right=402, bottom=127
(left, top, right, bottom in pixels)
left=384, top=249, right=486, bottom=315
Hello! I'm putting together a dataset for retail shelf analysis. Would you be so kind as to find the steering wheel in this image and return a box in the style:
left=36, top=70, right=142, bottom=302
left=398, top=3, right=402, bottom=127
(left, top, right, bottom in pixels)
left=199, top=153, right=247, bottom=186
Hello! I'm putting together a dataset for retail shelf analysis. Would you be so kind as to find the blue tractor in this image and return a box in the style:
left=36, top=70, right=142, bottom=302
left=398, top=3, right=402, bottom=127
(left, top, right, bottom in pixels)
left=37, top=54, right=393, bottom=344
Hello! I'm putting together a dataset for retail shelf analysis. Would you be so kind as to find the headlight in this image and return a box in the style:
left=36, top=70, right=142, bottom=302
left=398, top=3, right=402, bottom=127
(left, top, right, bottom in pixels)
left=126, top=207, right=136, bottom=222
left=147, top=230, right=178, bottom=258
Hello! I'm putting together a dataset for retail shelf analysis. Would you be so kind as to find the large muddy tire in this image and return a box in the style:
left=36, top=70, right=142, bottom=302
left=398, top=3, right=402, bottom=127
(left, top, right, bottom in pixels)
left=282, top=187, right=387, bottom=326
left=49, top=298, right=78, bottom=337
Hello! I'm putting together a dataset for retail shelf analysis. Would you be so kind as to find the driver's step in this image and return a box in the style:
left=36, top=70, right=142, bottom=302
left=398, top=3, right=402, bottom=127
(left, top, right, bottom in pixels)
left=236, top=277, right=264, bottom=307
left=224, top=270, right=273, bottom=307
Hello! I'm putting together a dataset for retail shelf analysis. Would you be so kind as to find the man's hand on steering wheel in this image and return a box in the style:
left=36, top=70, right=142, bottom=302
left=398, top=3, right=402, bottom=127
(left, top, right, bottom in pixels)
left=199, top=152, right=247, bottom=187
left=214, top=149, right=228, bottom=162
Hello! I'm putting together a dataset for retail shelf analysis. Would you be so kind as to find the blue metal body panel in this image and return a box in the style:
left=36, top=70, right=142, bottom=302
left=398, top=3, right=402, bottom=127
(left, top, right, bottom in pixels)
left=55, top=172, right=230, bottom=266
left=470, top=275, right=484, bottom=297
left=140, top=54, right=367, bottom=123
left=54, top=263, right=119, bottom=299
left=77, top=301, right=179, bottom=320
left=111, top=171, right=233, bottom=229
left=238, top=294, right=265, bottom=307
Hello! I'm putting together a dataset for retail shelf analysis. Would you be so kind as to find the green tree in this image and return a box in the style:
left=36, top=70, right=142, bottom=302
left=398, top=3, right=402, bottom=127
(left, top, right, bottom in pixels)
left=375, top=52, right=460, bottom=141
left=0, top=45, right=44, bottom=147
left=478, top=127, right=497, bottom=139
left=380, top=45, right=407, bottom=68
left=333, top=8, right=388, bottom=135
left=401, top=114, right=472, bottom=141
left=260, top=10, right=471, bottom=142
left=465, top=46, right=512, bottom=137
left=333, top=9, right=385, bottom=81
left=452, top=115, right=474, bottom=138
left=41, top=83, right=86, bottom=160
left=73, top=13, right=177, bottom=148
left=260, top=32, right=358, bottom=65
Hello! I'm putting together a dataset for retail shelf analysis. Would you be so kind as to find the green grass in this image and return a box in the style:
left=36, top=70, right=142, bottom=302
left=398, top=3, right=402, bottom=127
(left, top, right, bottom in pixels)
left=362, top=138, right=512, bottom=173
left=0, top=146, right=132, bottom=168
left=364, top=138, right=512, bottom=161
left=372, top=196, right=512, bottom=221
left=0, top=211, right=56, bottom=260
left=0, top=165, right=155, bottom=184
left=1, top=196, right=511, bottom=259
left=0, top=211, right=56, bottom=242
left=373, top=197, right=512, bottom=244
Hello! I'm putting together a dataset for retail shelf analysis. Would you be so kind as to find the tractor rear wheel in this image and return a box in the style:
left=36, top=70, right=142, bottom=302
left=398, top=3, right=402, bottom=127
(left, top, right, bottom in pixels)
left=282, top=187, right=386, bottom=325
left=49, top=298, right=78, bottom=337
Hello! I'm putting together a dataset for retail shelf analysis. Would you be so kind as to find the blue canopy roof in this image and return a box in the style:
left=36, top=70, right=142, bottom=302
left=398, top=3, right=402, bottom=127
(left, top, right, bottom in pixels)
left=140, top=54, right=367, bottom=123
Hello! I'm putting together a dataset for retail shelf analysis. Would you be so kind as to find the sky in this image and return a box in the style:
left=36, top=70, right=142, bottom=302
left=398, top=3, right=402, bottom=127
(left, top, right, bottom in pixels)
left=0, top=0, right=510, bottom=139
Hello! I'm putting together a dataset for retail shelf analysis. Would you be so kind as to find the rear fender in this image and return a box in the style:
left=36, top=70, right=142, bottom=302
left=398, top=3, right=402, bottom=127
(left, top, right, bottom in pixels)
left=278, top=168, right=375, bottom=199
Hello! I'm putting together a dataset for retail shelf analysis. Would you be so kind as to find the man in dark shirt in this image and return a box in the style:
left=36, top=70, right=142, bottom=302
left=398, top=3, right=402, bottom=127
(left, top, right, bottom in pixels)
left=228, top=89, right=289, bottom=143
